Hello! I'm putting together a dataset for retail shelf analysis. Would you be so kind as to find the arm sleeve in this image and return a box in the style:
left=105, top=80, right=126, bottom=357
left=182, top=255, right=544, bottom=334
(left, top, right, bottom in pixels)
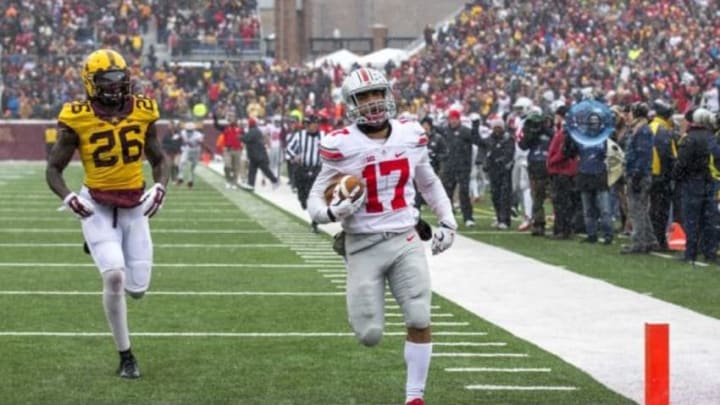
left=415, top=150, right=457, bottom=228
left=307, top=164, right=339, bottom=224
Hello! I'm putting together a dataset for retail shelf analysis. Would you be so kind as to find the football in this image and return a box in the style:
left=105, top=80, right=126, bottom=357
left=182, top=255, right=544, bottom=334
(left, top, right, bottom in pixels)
left=324, top=174, right=364, bottom=204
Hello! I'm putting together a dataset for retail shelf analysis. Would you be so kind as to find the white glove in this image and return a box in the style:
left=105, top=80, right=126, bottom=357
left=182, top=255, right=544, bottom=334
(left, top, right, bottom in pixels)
left=140, top=183, right=166, bottom=217
left=431, top=222, right=456, bottom=255
left=63, top=192, right=95, bottom=219
left=328, top=184, right=366, bottom=221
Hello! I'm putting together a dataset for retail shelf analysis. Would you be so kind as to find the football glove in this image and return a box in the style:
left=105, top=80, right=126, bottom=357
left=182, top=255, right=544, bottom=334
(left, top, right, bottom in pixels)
left=328, top=184, right=366, bottom=220
left=63, top=192, right=95, bottom=219
left=431, top=221, right=456, bottom=255
left=141, top=183, right=166, bottom=218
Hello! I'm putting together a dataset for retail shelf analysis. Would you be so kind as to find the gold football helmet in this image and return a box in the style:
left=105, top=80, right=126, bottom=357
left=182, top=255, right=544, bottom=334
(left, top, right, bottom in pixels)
left=81, top=49, right=131, bottom=106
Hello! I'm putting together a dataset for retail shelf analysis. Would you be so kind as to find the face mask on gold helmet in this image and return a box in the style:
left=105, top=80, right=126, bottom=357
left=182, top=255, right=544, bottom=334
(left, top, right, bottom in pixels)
left=81, top=49, right=131, bottom=107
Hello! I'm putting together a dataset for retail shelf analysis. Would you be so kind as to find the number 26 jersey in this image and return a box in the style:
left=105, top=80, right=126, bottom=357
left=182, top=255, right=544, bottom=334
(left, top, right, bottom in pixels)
left=57, top=95, right=159, bottom=191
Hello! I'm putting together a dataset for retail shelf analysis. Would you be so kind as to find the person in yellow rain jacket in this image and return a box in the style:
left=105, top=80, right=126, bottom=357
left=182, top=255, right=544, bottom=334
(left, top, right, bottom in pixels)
left=649, top=99, right=677, bottom=252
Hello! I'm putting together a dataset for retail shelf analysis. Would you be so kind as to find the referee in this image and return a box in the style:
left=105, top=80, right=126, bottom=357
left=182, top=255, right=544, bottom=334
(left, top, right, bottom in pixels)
left=286, top=114, right=324, bottom=232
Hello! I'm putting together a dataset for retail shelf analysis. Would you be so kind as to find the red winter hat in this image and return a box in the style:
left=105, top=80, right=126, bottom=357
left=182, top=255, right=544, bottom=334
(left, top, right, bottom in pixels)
left=448, top=110, right=461, bottom=120
left=248, top=117, right=257, bottom=127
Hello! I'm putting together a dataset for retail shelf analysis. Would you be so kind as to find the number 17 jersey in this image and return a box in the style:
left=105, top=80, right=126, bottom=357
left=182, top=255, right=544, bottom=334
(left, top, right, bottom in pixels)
left=58, top=95, right=159, bottom=191
left=317, top=119, right=431, bottom=234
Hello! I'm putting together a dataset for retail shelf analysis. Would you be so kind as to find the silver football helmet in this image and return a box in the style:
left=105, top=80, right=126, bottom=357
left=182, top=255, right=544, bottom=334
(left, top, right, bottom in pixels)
left=341, top=67, right=396, bottom=126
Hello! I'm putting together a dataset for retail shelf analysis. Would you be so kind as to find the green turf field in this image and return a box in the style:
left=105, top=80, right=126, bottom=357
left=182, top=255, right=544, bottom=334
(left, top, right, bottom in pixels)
left=0, top=162, right=634, bottom=405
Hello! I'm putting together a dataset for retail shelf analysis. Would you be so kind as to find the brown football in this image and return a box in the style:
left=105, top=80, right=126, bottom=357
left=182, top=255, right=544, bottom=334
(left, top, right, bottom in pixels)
left=324, top=174, right=364, bottom=204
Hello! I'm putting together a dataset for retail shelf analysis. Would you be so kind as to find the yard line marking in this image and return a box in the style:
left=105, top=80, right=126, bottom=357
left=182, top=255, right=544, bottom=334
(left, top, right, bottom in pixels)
left=299, top=254, right=339, bottom=258
left=329, top=279, right=346, bottom=284
left=0, top=228, right=280, bottom=234
left=434, top=342, right=507, bottom=347
left=0, top=208, right=246, bottom=214
left=433, top=353, right=527, bottom=357
left=465, top=385, right=577, bottom=391
left=386, top=305, right=440, bottom=310
left=460, top=230, right=529, bottom=235
left=446, top=367, right=550, bottom=372
left=322, top=274, right=345, bottom=278
left=318, top=269, right=346, bottom=273
left=0, top=243, right=289, bottom=248
left=386, top=313, right=454, bottom=318
left=0, top=331, right=488, bottom=337
left=0, top=290, right=346, bottom=296
left=0, top=262, right=348, bottom=269
left=388, top=322, right=468, bottom=326
left=0, top=217, right=257, bottom=223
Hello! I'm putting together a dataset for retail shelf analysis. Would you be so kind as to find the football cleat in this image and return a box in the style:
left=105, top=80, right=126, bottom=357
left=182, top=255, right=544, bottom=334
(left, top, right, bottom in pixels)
left=405, top=398, right=425, bottom=405
left=118, top=356, right=141, bottom=379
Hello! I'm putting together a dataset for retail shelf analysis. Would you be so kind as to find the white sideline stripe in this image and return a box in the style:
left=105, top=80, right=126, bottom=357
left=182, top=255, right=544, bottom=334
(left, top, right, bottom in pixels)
left=433, top=353, right=527, bottom=357
left=322, top=274, right=345, bottom=278
left=0, top=243, right=288, bottom=248
left=0, top=331, right=488, bottom=337
left=388, top=322, right=467, bottom=326
left=434, top=342, right=506, bottom=347
left=318, top=269, right=346, bottom=273
left=650, top=252, right=709, bottom=267
left=0, top=290, right=345, bottom=296
left=466, top=385, right=577, bottom=391
left=446, top=367, right=549, bottom=372
left=0, top=263, right=347, bottom=269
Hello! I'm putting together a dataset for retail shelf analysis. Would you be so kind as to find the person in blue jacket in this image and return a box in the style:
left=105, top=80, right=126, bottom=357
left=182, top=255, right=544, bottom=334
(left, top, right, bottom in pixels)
left=621, top=102, right=659, bottom=254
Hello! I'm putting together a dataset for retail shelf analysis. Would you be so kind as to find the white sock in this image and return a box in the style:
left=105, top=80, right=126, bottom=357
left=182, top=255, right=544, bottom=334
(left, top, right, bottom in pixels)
left=405, top=341, right=432, bottom=401
left=102, top=269, right=130, bottom=351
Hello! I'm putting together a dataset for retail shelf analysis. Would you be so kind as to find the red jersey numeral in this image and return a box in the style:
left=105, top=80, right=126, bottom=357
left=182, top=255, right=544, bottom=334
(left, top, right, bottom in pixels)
left=361, top=158, right=410, bottom=213
left=328, top=128, right=350, bottom=137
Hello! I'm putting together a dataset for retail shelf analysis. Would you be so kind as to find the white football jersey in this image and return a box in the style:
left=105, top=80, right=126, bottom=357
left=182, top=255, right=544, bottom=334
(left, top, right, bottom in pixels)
left=308, top=119, right=455, bottom=234
left=180, top=129, right=204, bottom=152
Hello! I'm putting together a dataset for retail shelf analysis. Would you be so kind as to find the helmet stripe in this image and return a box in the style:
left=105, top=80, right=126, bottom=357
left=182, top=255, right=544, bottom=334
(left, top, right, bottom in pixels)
left=359, top=68, right=370, bottom=83
left=105, top=50, right=118, bottom=69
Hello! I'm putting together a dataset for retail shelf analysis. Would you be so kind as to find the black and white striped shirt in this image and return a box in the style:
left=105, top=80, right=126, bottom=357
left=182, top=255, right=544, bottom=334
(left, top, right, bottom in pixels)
left=286, top=130, right=323, bottom=167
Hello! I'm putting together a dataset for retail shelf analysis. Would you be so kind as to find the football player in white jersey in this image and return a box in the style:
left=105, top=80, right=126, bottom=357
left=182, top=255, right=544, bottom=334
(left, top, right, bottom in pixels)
left=307, top=67, right=457, bottom=405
